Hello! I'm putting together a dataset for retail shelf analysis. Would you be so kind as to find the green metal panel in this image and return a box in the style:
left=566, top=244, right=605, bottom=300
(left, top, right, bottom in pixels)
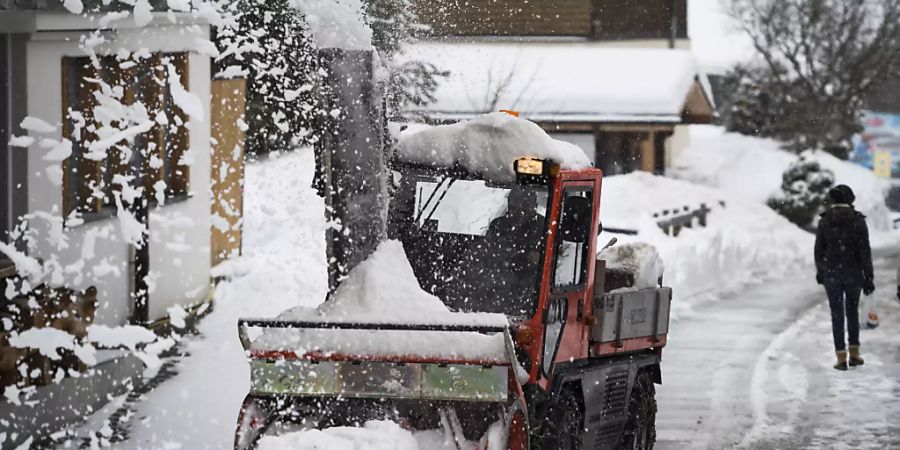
left=249, top=360, right=508, bottom=403
left=249, top=360, right=337, bottom=396
left=421, top=365, right=507, bottom=402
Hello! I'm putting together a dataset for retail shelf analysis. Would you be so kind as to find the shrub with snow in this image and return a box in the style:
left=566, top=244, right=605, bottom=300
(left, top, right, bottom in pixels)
left=767, top=156, right=835, bottom=229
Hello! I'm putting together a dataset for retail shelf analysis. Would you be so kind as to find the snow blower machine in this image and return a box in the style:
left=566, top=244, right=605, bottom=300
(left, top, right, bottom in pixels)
left=235, top=114, right=673, bottom=449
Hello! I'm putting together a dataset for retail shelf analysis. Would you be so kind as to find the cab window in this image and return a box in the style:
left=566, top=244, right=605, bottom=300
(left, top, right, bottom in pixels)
left=552, top=187, right=593, bottom=291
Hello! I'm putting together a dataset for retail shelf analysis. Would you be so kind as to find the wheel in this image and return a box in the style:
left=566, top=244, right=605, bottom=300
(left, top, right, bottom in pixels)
left=622, top=371, right=657, bottom=450
left=541, top=389, right=584, bottom=450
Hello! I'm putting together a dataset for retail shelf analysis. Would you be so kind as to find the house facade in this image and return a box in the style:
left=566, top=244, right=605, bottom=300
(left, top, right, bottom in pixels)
left=1, top=4, right=240, bottom=328
left=406, top=0, right=712, bottom=176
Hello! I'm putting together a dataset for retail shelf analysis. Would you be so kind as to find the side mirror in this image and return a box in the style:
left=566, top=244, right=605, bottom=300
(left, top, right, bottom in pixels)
left=560, top=196, right=592, bottom=243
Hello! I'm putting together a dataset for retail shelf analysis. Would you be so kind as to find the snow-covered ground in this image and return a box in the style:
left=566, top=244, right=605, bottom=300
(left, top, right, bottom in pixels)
left=656, top=254, right=900, bottom=450
left=60, top=127, right=900, bottom=449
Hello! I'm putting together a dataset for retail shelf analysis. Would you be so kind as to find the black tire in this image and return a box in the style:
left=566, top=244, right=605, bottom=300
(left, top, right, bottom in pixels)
left=541, top=389, right=584, bottom=450
left=622, top=371, right=657, bottom=450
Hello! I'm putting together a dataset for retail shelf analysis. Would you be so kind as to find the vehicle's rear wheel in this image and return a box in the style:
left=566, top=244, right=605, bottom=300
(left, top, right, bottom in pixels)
left=541, top=389, right=583, bottom=450
left=622, top=371, right=657, bottom=450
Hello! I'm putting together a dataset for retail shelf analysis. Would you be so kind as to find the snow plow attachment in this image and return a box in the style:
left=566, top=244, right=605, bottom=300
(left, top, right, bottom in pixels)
left=237, top=320, right=514, bottom=403
left=235, top=320, right=525, bottom=449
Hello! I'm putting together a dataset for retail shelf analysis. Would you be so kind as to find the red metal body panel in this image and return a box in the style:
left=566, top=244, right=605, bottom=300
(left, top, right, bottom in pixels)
left=591, top=335, right=668, bottom=356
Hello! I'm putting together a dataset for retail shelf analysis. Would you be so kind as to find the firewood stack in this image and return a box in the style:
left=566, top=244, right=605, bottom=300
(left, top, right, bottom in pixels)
left=0, top=285, right=98, bottom=389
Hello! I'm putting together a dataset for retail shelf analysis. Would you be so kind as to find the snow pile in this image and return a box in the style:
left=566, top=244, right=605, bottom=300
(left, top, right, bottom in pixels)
left=600, top=172, right=813, bottom=317
left=671, top=125, right=896, bottom=239
left=258, top=421, right=419, bottom=450
left=598, top=242, right=664, bottom=290
left=399, top=42, right=708, bottom=121
left=258, top=420, right=491, bottom=450
left=253, top=240, right=509, bottom=361
left=293, top=0, right=373, bottom=50
left=397, top=112, right=591, bottom=183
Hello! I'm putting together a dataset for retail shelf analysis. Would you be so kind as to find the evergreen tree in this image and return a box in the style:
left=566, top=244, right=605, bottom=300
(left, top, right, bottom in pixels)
left=218, top=0, right=324, bottom=155
left=767, top=156, right=835, bottom=228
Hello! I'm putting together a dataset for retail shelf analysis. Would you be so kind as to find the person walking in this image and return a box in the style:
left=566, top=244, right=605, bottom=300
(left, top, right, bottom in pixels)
left=814, top=185, right=874, bottom=371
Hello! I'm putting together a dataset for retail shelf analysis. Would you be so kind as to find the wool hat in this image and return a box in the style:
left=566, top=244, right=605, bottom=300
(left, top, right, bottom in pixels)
left=828, top=184, right=855, bottom=205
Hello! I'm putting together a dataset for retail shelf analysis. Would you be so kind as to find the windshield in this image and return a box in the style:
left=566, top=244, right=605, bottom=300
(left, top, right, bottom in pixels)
left=389, top=171, right=549, bottom=318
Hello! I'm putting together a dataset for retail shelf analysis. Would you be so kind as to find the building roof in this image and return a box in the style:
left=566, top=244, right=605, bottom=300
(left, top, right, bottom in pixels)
left=400, top=41, right=715, bottom=124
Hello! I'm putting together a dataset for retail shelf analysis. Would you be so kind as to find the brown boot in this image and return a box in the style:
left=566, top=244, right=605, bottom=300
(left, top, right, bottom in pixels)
left=849, top=345, right=864, bottom=367
left=834, top=350, right=848, bottom=371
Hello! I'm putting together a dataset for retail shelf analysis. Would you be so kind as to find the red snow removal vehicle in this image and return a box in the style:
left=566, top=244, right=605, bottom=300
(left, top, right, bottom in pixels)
left=235, top=113, right=673, bottom=449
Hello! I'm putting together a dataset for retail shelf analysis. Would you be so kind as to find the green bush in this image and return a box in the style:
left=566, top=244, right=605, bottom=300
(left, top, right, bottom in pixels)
left=767, top=156, right=835, bottom=229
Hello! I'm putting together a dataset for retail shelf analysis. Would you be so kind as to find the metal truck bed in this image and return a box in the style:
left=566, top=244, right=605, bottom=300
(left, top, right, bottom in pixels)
left=589, top=287, right=672, bottom=355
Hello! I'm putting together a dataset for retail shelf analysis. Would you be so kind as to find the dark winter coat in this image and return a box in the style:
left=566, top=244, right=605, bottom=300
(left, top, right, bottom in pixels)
left=814, top=205, right=873, bottom=284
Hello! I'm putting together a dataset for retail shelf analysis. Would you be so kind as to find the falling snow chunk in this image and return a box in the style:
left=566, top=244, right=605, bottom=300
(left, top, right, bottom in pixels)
left=215, top=65, right=248, bottom=79
left=8, top=135, right=34, bottom=147
left=62, top=0, right=83, bottom=14
left=167, top=305, right=188, bottom=329
left=193, top=38, right=220, bottom=57
left=166, top=0, right=192, bottom=12
left=45, top=165, right=63, bottom=186
left=98, top=11, right=130, bottom=28
left=8, top=328, right=79, bottom=361
left=168, top=65, right=205, bottom=121
left=20, top=116, right=56, bottom=133
left=0, top=242, right=42, bottom=283
left=133, top=0, right=154, bottom=27
left=42, top=139, right=73, bottom=162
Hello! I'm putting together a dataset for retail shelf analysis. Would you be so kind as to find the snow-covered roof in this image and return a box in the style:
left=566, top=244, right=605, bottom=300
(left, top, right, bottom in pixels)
left=400, top=41, right=715, bottom=123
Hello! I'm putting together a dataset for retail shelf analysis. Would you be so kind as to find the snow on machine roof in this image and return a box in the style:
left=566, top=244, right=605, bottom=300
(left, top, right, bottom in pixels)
left=395, top=112, right=592, bottom=183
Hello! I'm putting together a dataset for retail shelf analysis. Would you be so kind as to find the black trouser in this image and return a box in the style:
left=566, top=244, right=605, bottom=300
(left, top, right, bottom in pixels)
left=823, top=279, right=861, bottom=351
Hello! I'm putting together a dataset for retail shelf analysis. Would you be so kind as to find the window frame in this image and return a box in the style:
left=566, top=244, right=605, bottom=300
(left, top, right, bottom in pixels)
left=551, top=185, right=594, bottom=293
left=60, top=52, right=192, bottom=225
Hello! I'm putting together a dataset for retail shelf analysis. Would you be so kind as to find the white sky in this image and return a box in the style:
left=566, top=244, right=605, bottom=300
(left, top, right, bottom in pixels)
left=688, top=0, right=757, bottom=74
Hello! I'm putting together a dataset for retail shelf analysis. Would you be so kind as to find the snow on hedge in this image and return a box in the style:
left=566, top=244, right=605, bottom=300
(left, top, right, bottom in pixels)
left=252, top=240, right=509, bottom=361
left=600, top=171, right=813, bottom=318
left=396, top=112, right=591, bottom=183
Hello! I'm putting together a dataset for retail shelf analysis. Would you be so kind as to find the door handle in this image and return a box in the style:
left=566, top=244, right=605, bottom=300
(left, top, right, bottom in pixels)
left=577, top=298, right=584, bottom=322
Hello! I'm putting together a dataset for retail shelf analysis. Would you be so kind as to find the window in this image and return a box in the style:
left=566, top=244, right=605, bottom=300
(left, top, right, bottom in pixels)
left=552, top=187, right=593, bottom=290
left=61, top=52, right=190, bottom=219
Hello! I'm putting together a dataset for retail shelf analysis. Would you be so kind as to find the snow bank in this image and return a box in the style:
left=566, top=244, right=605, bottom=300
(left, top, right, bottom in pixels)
left=671, top=125, right=897, bottom=238
left=258, top=420, right=483, bottom=450
left=396, top=112, right=591, bottom=183
left=293, top=0, right=373, bottom=50
left=598, top=242, right=664, bottom=290
left=258, top=421, right=419, bottom=450
left=600, top=172, right=813, bottom=318
left=253, top=240, right=509, bottom=361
